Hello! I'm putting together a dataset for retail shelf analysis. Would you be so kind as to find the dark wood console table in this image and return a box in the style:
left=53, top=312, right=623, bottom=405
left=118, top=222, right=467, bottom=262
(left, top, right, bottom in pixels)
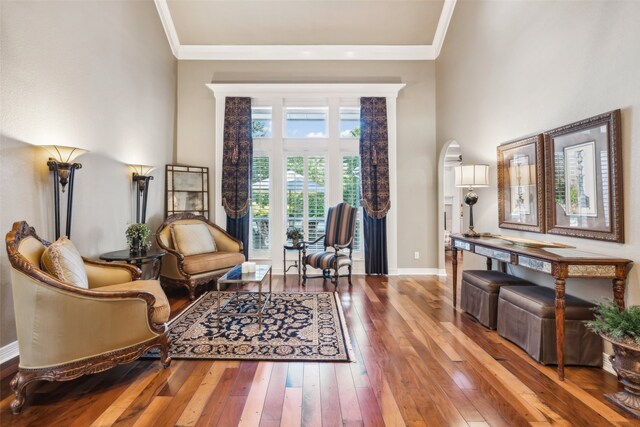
left=450, top=233, right=633, bottom=380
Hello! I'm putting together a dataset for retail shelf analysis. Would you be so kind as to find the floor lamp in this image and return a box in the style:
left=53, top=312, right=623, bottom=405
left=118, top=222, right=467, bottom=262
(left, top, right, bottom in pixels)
left=128, top=164, right=154, bottom=224
left=455, top=164, right=489, bottom=238
left=42, top=145, right=89, bottom=240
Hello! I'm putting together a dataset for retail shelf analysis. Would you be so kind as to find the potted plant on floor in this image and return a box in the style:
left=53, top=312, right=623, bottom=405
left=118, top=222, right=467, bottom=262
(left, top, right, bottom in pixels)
left=587, top=299, right=640, bottom=418
left=286, top=227, right=304, bottom=246
left=126, top=223, right=151, bottom=255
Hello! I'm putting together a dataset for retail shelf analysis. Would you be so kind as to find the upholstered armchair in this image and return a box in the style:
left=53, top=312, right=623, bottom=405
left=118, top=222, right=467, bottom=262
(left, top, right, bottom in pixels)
left=156, top=213, right=245, bottom=300
left=302, top=202, right=357, bottom=290
left=6, top=221, right=171, bottom=414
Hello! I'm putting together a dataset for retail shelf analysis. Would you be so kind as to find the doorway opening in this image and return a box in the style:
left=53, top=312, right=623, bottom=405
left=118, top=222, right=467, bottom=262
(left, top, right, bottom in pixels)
left=437, top=140, right=463, bottom=274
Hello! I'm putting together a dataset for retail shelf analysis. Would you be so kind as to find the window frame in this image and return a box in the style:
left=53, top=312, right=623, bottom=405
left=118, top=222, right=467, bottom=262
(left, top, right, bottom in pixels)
left=209, top=83, right=404, bottom=275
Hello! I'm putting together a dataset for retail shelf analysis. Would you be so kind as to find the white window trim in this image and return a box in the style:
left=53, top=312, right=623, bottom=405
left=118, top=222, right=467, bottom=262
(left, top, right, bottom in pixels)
left=207, top=83, right=405, bottom=275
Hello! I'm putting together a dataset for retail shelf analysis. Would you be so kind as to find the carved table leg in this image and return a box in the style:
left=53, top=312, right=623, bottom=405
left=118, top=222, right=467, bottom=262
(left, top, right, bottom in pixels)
left=152, top=258, right=162, bottom=280
left=555, top=277, right=566, bottom=381
left=452, top=247, right=458, bottom=307
left=486, top=258, right=492, bottom=271
left=613, top=277, right=626, bottom=309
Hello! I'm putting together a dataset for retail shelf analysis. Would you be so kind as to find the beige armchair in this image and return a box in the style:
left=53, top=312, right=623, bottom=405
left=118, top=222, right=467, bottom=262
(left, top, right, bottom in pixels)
left=6, top=221, right=171, bottom=414
left=156, top=213, right=245, bottom=300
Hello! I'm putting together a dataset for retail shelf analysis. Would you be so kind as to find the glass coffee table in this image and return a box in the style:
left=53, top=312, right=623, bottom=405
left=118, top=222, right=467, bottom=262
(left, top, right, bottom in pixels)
left=216, top=264, right=272, bottom=326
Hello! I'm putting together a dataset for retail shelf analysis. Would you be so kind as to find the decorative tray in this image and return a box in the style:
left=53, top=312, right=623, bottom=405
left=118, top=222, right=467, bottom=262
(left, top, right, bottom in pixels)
left=491, top=235, right=575, bottom=249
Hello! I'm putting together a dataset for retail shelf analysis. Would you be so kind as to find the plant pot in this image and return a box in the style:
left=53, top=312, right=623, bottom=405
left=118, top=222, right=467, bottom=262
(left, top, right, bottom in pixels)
left=130, top=238, right=141, bottom=255
left=603, top=335, right=640, bottom=418
left=292, top=238, right=300, bottom=246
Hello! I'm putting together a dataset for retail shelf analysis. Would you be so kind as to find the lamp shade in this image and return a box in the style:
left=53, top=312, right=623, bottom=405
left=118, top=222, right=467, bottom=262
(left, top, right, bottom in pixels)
left=41, top=145, right=88, bottom=163
left=128, top=164, right=155, bottom=176
left=455, top=164, right=489, bottom=188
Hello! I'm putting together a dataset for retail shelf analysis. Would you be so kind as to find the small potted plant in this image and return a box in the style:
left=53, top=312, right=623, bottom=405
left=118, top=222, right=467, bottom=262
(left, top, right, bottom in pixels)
left=286, top=227, right=304, bottom=246
left=587, top=299, right=640, bottom=418
left=126, top=223, right=151, bottom=255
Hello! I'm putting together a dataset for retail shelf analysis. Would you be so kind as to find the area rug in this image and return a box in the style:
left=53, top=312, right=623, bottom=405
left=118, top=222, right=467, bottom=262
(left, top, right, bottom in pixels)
left=151, top=291, right=354, bottom=362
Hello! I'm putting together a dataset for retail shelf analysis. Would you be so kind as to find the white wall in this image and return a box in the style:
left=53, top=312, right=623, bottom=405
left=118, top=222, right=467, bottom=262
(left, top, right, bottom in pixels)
left=0, top=0, right=176, bottom=346
left=436, top=1, right=640, bottom=305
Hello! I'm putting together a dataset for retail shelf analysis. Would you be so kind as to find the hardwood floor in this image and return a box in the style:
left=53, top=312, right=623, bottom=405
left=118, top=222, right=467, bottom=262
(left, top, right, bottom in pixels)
left=1, top=259, right=637, bottom=426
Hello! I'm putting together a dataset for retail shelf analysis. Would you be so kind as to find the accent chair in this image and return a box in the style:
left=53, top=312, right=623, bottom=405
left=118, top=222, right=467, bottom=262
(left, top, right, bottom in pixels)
left=5, top=221, right=171, bottom=414
left=302, top=202, right=357, bottom=290
left=156, top=213, right=245, bottom=300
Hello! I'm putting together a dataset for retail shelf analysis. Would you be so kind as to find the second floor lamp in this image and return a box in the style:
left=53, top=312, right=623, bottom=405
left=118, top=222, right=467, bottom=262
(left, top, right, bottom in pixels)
left=128, top=164, right=154, bottom=223
left=455, top=164, right=489, bottom=238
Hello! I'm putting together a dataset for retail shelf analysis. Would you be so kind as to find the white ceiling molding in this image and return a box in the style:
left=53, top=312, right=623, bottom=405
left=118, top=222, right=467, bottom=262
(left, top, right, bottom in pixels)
left=206, top=83, right=406, bottom=98
left=181, top=45, right=436, bottom=61
left=154, top=0, right=456, bottom=61
left=153, top=0, right=180, bottom=57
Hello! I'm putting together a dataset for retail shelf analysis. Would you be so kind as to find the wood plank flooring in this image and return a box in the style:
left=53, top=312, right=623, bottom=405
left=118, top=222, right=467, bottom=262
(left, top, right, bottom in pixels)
left=1, top=259, right=638, bottom=426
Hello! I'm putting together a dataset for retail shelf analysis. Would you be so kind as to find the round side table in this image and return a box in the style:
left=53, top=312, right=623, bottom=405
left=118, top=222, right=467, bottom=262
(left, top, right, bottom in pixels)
left=99, top=248, right=166, bottom=279
left=283, top=243, right=304, bottom=285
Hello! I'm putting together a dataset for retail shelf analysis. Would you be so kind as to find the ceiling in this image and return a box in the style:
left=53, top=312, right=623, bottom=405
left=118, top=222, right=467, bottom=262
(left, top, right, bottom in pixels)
left=155, top=0, right=456, bottom=60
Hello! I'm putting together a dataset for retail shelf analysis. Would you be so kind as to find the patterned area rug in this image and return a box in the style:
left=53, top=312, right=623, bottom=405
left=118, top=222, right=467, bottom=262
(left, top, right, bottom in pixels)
left=153, top=291, right=354, bottom=362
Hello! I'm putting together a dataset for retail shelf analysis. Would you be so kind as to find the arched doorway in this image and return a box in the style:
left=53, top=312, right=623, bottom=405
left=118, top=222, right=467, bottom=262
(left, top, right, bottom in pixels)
left=437, top=140, right=463, bottom=273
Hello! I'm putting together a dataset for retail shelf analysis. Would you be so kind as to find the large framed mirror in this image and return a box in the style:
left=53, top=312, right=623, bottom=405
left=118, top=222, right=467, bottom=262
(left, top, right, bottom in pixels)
left=165, top=164, right=209, bottom=218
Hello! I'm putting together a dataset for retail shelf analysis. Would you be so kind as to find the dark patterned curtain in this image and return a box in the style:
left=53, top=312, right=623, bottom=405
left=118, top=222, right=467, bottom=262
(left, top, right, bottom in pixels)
left=222, top=97, right=252, bottom=259
left=360, top=97, right=389, bottom=275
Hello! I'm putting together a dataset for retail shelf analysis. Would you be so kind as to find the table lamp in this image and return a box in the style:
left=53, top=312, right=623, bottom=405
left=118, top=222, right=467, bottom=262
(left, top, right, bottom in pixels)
left=455, top=164, right=489, bottom=237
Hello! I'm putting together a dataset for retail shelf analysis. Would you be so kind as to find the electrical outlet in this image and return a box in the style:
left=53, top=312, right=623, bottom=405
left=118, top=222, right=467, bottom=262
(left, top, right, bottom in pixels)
left=414, top=251, right=420, bottom=260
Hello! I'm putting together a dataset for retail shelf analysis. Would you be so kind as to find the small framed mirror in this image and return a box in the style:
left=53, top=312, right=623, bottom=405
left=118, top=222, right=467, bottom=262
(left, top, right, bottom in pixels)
left=165, top=164, right=209, bottom=218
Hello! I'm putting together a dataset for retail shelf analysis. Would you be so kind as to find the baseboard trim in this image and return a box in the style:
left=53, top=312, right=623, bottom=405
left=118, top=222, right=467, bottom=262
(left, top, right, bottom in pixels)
left=396, top=268, right=444, bottom=276
left=603, top=352, right=615, bottom=375
left=0, top=341, right=19, bottom=364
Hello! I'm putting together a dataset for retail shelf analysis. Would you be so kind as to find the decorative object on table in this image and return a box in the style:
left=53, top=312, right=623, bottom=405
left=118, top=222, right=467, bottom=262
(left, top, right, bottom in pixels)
left=286, top=226, right=304, bottom=245
left=497, top=134, right=545, bottom=233
left=587, top=300, right=640, bottom=418
left=241, top=261, right=257, bottom=273
left=5, top=221, right=171, bottom=414
left=146, top=291, right=354, bottom=362
left=165, top=164, right=209, bottom=219
left=128, top=164, right=154, bottom=224
left=492, top=235, right=574, bottom=249
left=41, top=145, right=89, bottom=240
left=125, top=223, right=151, bottom=254
left=544, top=109, right=623, bottom=242
left=302, top=202, right=357, bottom=289
left=156, top=213, right=244, bottom=300
left=454, top=164, right=490, bottom=237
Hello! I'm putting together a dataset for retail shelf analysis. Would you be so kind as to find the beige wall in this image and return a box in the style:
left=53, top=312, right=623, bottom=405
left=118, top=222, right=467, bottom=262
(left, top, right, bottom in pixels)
left=436, top=1, right=640, bottom=305
left=0, top=0, right=176, bottom=347
left=176, top=61, right=437, bottom=270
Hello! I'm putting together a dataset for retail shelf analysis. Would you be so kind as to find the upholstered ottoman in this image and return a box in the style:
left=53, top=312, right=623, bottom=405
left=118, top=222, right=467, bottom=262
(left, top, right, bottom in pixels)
left=461, top=270, right=536, bottom=329
left=497, top=286, right=602, bottom=366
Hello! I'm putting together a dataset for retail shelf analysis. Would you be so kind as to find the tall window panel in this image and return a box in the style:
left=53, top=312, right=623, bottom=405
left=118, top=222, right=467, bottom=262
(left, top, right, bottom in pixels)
left=251, top=156, right=270, bottom=251
left=286, top=156, right=326, bottom=251
left=342, top=156, right=361, bottom=251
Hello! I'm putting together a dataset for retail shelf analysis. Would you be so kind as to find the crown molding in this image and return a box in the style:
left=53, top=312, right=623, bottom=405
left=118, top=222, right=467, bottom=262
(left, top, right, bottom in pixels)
left=154, top=0, right=456, bottom=61
left=206, top=83, right=406, bottom=99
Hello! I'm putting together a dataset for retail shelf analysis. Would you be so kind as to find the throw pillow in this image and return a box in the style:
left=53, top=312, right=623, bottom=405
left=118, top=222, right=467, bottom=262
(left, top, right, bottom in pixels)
left=171, top=223, right=217, bottom=256
left=41, top=236, right=89, bottom=288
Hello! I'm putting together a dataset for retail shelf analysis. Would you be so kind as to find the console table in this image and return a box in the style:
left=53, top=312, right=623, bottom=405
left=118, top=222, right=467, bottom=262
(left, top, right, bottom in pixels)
left=450, top=233, right=633, bottom=380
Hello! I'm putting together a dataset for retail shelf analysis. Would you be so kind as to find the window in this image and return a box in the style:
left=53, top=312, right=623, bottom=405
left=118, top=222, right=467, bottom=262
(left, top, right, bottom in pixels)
left=211, top=83, right=402, bottom=272
left=285, top=107, right=328, bottom=138
left=340, top=107, right=360, bottom=138
left=251, top=156, right=270, bottom=251
left=252, top=107, right=272, bottom=138
left=286, top=156, right=326, bottom=251
left=342, top=156, right=361, bottom=250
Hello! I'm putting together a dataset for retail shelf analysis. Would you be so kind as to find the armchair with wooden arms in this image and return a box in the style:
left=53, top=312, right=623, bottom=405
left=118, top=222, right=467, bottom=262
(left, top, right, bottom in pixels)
left=156, top=213, right=245, bottom=300
left=302, top=202, right=357, bottom=290
left=6, top=221, right=171, bottom=414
